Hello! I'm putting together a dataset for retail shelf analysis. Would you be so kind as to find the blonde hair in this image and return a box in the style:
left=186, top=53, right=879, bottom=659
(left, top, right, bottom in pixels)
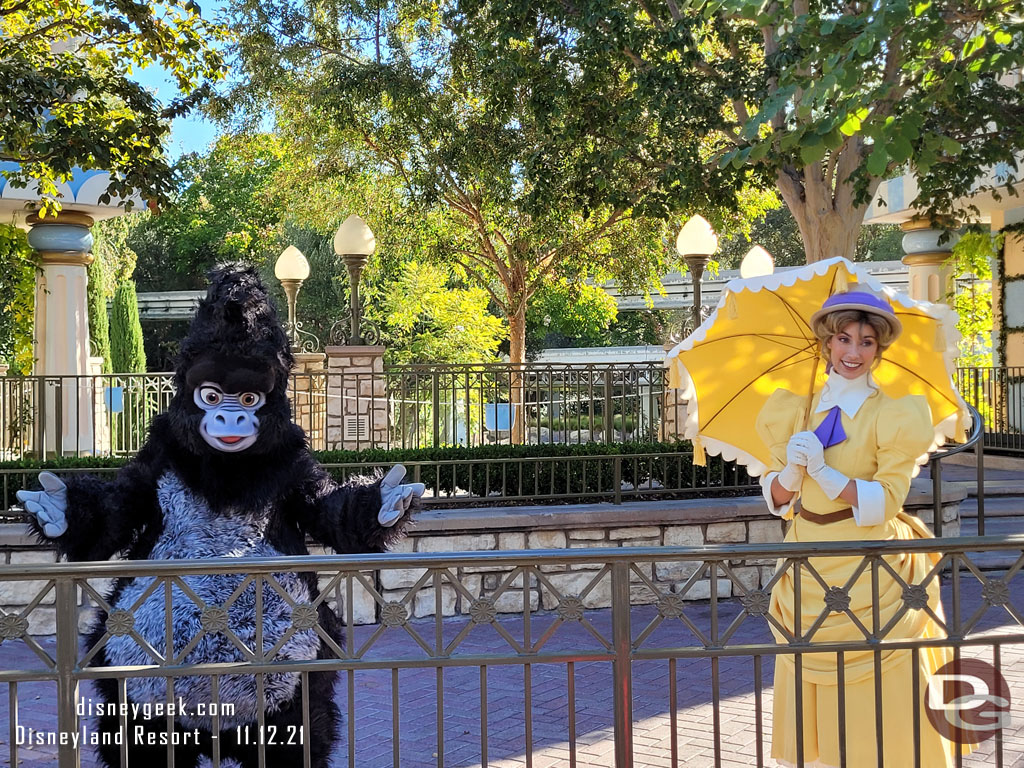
left=813, top=309, right=896, bottom=364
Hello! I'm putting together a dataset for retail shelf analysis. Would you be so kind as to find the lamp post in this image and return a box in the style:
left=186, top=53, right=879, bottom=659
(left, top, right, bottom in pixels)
left=274, top=245, right=311, bottom=350
left=739, top=245, right=775, bottom=279
left=675, top=215, right=719, bottom=333
left=333, top=214, right=376, bottom=344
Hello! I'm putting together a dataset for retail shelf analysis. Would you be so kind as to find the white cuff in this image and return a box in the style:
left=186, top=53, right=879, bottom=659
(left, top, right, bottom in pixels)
left=811, top=464, right=850, bottom=500
left=851, top=479, right=885, bottom=527
left=761, top=472, right=795, bottom=517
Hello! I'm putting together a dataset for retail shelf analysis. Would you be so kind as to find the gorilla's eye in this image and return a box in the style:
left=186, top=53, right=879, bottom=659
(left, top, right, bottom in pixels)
left=239, top=392, right=261, bottom=407
left=199, top=387, right=222, bottom=406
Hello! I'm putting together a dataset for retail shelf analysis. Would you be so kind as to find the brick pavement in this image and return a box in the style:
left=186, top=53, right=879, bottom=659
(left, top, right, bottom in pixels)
left=2, top=575, right=1024, bottom=768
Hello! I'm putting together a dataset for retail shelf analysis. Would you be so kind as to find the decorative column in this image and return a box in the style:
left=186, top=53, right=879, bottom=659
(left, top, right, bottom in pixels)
left=325, top=346, right=388, bottom=450
left=900, top=216, right=959, bottom=304
left=290, top=352, right=327, bottom=449
left=26, top=211, right=95, bottom=454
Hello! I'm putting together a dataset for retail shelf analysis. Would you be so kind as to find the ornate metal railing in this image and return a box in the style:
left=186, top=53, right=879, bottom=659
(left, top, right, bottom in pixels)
left=0, top=362, right=668, bottom=459
left=955, top=366, right=1024, bottom=455
left=0, top=537, right=1021, bottom=767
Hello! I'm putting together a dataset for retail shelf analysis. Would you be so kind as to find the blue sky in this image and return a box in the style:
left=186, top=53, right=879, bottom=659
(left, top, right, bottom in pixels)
left=134, top=64, right=221, bottom=159
left=133, top=0, right=228, bottom=160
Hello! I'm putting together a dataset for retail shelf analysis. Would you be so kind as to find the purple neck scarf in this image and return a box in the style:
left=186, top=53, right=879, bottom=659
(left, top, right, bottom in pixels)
left=814, top=406, right=847, bottom=448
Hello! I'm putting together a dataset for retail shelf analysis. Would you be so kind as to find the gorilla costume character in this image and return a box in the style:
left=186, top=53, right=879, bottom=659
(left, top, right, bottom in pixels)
left=18, top=266, right=423, bottom=767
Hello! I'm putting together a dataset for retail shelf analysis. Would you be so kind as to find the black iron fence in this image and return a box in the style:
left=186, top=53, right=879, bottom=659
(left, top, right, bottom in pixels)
left=0, top=363, right=668, bottom=459
left=0, top=451, right=756, bottom=516
left=0, top=537, right=1021, bottom=767
left=955, top=366, right=1024, bottom=454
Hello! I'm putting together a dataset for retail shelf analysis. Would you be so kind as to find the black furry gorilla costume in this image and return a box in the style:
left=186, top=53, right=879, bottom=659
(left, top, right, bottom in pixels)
left=27, top=267, right=414, bottom=767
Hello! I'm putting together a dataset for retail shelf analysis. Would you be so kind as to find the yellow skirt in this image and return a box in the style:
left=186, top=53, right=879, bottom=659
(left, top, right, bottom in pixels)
left=769, top=511, right=971, bottom=768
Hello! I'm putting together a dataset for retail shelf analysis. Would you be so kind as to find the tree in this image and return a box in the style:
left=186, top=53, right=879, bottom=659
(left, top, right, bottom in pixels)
left=717, top=208, right=905, bottom=268
left=131, top=134, right=288, bottom=290
left=1, top=0, right=227, bottom=213
left=87, top=251, right=112, bottom=373
left=224, top=1, right=775, bottom=367
left=110, top=281, right=147, bottom=373
left=380, top=262, right=507, bottom=364
left=477, top=1, right=1024, bottom=263
left=0, top=225, right=35, bottom=374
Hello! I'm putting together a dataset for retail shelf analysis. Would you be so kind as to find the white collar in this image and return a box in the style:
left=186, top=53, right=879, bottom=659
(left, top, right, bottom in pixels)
left=815, top=369, right=878, bottom=418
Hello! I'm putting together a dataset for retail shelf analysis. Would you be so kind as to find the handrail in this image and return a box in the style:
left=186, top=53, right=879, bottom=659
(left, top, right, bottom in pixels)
left=929, top=403, right=984, bottom=537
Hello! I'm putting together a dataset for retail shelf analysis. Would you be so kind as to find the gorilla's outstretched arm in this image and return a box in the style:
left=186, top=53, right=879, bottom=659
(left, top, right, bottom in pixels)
left=286, top=454, right=419, bottom=554
left=20, top=442, right=162, bottom=562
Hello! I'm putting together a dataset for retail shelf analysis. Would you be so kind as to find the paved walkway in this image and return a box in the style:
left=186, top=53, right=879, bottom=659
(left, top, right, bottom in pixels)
left=2, top=575, right=1023, bottom=768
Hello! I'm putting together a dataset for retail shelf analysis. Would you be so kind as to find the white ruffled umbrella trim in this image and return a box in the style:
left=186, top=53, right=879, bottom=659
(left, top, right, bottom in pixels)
left=664, top=256, right=968, bottom=478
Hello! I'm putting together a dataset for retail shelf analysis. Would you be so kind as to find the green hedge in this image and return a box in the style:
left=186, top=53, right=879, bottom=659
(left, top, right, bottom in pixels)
left=1, top=441, right=754, bottom=506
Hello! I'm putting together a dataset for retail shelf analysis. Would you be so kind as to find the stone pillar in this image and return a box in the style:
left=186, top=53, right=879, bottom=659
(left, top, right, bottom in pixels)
left=900, top=216, right=959, bottom=304
left=290, top=352, right=327, bottom=450
left=325, top=346, right=388, bottom=450
left=26, top=211, right=95, bottom=455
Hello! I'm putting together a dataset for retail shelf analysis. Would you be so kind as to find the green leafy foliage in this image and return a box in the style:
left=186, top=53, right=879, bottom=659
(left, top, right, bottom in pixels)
left=0, top=0, right=227, bottom=214
left=223, top=0, right=773, bottom=364
left=949, top=231, right=999, bottom=367
left=527, top=278, right=619, bottom=354
left=131, top=134, right=288, bottom=290
left=0, top=225, right=36, bottom=374
left=110, top=281, right=147, bottom=373
left=86, top=252, right=112, bottom=373
left=474, top=1, right=1024, bottom=263
left=381, top=262, right=507, bottom=364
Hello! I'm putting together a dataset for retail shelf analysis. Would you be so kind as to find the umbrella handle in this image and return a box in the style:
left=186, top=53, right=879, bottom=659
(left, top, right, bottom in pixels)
left=802, top=354, right=821, bottom=430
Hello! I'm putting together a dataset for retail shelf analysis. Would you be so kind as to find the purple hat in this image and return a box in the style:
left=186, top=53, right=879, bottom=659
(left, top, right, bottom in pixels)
left=809, top=290, right=902, bottom=340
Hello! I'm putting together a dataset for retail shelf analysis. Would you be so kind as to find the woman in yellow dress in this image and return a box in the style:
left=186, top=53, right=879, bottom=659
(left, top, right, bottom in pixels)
left=755, top=290, right=967, bottom=767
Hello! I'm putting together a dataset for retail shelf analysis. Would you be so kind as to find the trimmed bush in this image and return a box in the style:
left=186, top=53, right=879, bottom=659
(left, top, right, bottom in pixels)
left=110, top=280, right=146, bottom=373
left=2, top=441, right=754, bottom=509
left=87, top=251, right=112, bottom=373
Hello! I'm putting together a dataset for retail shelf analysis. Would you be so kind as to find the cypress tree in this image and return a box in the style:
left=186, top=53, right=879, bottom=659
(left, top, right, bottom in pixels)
left=87, top=251, right=112, bottom=373
left=110, top=280, right=147, bottom=373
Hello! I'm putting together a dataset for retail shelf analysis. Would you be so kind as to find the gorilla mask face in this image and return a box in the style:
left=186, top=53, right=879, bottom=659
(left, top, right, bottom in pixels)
left=183, top=356, right=278, bottom=454
left=193, top=382, right=264, bottom=453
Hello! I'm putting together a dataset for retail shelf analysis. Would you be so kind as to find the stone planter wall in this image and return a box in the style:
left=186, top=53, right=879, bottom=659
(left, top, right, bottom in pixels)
left=0, top=479, right=965, bottom=635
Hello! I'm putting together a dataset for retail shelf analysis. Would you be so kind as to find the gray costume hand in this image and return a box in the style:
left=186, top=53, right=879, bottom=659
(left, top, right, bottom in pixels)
left=16, top=471, right=68, bottom=538
left=379, top=464, right=425, bottom=527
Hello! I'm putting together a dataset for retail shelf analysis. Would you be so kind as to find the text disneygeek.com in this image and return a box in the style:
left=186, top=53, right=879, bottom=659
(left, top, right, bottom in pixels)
left=15, top=698, right=238, bottom=748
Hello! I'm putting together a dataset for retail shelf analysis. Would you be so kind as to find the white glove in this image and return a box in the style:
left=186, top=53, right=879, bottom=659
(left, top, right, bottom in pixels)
left=777, top=434, right=808, bottom=491
left=794, top=431, right=826, bottom=475
left=795, top=432, right=851, bottom=500
left=16, top=471, right=68, bottom=538
left=378, top=464, right=425, bottom=527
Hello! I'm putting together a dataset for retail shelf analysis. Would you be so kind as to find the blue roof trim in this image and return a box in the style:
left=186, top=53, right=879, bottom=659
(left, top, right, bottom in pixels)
left=0, top=162, right=106, bottom=198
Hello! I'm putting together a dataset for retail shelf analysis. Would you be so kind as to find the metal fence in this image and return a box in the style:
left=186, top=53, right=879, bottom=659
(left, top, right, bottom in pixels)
left=955, top=367, right=1024, bottom=454
left=2, top=364, right=1013, bottom=460
left=0, top=452, right=756, bottom=516
left=0, top=362, right=667, bottom=459
left=1, top=537, right=1022, bottom=767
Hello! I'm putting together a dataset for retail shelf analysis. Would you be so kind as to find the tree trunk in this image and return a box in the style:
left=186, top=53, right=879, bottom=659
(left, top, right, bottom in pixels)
left=508, top=306, right=526, bottom=444
left=788, top=205, right=863, bottom=263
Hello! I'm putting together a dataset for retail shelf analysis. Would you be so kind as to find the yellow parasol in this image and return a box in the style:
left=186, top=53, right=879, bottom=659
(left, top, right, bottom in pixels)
left=664, top=257, right=969, bottom=475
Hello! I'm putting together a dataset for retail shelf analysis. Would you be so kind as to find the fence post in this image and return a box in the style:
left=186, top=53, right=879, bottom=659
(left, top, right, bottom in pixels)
left=610, top=561, right=634, bottom=767
left=931, top=457, right=943, bottom=537
left=614, top=456, right=622, bottom=505
left=432, top=372, right=440, bottom=448
left=55, top=577, right=80, bottom=768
